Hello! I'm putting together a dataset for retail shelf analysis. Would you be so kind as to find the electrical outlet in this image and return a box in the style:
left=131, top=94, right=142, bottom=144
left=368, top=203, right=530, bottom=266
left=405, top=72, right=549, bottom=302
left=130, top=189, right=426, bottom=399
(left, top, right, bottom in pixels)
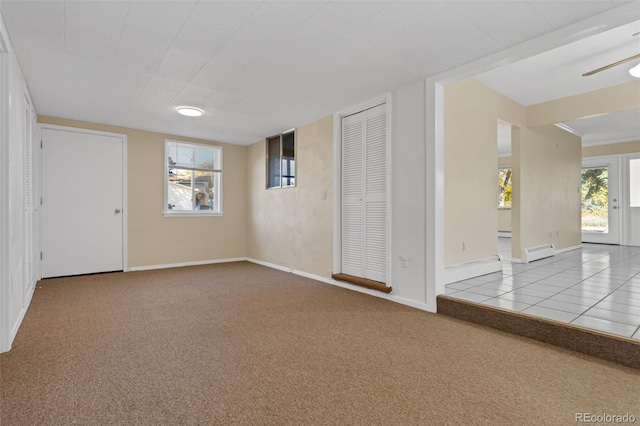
left=399, top=255, right=408, bottom=267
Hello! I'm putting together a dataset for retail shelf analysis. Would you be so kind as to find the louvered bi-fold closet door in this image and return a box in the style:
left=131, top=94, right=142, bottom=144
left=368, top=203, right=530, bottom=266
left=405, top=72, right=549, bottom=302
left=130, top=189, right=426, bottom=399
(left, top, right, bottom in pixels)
left=341, top=103, right=387, bottom=283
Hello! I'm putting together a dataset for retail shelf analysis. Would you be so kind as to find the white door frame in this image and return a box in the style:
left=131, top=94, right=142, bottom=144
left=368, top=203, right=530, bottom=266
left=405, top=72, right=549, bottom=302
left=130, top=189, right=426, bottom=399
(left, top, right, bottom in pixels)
left=38, top=123, right=128, bottom=273
left=581, top=155, right=622, bottom=245
left=0, top=16, right=10, bottom=353
left=621, top=153, right=640, bottom=247
left=333, top=93, right=392, bottom=286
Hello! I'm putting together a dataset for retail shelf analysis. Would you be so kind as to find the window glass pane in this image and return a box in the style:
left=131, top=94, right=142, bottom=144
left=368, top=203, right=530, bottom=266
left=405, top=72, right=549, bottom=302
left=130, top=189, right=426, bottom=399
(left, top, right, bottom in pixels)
left=581, top=167, right=608, bottom=233
left=282, top=132, right=295, bottom=187
left=631, top=159, right=640, bottom=208
left=498, top=168, right=512, bottom=207
left=267, top=136, right=280, bottom=188
left=167, top=144, right=177, bottom=166
left=175, top=146, right=193, bottom=168
left=194, top=148, right=214, bottom=170
left=194, top=171, right=214, bottom=210
left=168, top=168, right=193, bottom=211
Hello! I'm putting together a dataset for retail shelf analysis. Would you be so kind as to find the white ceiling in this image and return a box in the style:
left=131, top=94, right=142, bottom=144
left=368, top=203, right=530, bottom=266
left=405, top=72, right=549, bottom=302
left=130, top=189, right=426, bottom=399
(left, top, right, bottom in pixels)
left=476, top=19, right=640, bottom=106
left=563, top=109, right=640, bottom=146
left=0, top=0, right=637, bottom=145
left=483, top=18, right=640, bottom=156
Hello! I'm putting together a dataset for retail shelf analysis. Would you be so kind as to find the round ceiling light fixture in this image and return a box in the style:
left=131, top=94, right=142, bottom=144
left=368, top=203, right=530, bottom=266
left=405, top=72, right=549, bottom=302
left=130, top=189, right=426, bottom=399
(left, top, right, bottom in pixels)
left=177, top=106, right=204, bottom=117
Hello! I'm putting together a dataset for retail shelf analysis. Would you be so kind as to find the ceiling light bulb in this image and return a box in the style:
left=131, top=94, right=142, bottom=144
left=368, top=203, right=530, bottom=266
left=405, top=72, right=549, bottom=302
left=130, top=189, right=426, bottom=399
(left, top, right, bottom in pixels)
left=630, top=63, right=640, bottom=78
left=177, top=106, right=203, bottom=117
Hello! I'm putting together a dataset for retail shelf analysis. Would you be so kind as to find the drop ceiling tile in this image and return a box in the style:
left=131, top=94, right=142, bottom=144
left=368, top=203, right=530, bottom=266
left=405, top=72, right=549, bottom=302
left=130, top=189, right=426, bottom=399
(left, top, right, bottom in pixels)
left=0, top=1, right=64, bottom=37
left=286, top=20, right=344, bottom=52
left=114, top=1, right=197, bottom=72
left=526, top=1, right=617, bottom=29
left=308, top=1, right=375, bottom=34
left=173, top=84, right=215, bottom=106
left=155, top=47, right=211, bottom=83
left=446, top=1, right=552, bottom=46
left=169, top=1, right=260, bottom=57
left=190, top=61, right=246, bottom=91
left=272, top=1, right=328, bottom=18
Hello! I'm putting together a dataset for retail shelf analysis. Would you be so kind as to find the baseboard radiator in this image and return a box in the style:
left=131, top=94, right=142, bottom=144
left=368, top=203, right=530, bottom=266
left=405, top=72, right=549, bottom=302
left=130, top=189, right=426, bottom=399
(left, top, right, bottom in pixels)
left=521, top=244, right=555, bottom=263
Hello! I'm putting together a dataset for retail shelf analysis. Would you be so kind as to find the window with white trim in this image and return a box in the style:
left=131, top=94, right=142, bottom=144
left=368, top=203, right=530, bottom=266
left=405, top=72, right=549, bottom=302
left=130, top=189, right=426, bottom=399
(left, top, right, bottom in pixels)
left=498, top=167, right=512, bottom=208
left=266, top=129, right=295, bottom=189
left=164, top=140, right=222, bottom=216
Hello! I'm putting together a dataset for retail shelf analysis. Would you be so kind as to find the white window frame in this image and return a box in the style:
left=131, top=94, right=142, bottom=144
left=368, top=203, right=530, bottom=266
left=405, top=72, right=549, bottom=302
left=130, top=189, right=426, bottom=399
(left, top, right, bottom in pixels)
left=163, top=139, right=223, bottom=217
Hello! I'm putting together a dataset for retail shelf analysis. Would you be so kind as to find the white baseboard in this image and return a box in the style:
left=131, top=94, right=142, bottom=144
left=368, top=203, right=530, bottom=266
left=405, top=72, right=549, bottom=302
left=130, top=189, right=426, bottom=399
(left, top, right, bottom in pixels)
left=247, top=258, right=436, bottom=313
left=128, top=257, right=247, bottom=272
left=443, top=256, right=503, bottom=285
left=556, top=244, right=582, bottom=254
left=521, top=244, right=555, bottom=263
left=246, top=258, right=292, bottom=273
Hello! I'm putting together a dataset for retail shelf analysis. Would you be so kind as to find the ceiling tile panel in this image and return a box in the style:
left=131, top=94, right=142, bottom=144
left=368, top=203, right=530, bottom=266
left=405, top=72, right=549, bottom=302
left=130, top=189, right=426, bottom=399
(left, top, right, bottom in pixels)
left=526, top=1, right=618, bottom=29
left=189, top=61, right=246, bottom=91
left=445, top=0, right=552, bottom=46
left=155, top=47, right=211, bottom=83
left=65, top=0, right=129, bottom=64
left=169, top=1, right=260, bottom=57
left=348, top=1, right=453, bottom=49
left=114, top=1, right=197, bottom=72
left=271, top=1, right=328, bottom=18
left=307, top=1, right=375, bottom=34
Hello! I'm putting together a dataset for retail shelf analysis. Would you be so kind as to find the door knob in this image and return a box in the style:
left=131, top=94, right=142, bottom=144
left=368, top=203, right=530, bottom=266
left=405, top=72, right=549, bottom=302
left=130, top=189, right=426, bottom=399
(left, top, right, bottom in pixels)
left=115, top=209, right=121, bottom=214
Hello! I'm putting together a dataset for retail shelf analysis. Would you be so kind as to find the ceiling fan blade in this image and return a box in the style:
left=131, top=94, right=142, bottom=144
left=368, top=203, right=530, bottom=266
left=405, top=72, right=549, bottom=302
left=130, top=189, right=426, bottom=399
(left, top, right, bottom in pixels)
left=582, top=53, right=640, bottom=76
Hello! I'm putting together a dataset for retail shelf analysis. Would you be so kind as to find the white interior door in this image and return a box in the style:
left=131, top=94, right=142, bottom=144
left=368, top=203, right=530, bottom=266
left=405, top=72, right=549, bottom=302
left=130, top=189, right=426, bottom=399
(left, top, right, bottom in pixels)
left=581, top=157, right=620, bottom=244
left=41, top=127, right=124, bottom=277
left=341, top=103, right=388, bottom=283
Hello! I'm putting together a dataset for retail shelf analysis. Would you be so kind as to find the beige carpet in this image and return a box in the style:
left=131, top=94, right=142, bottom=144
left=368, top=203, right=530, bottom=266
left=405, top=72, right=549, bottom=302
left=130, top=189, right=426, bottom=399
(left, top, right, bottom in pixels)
left=1, top=261, right=638, bottom=425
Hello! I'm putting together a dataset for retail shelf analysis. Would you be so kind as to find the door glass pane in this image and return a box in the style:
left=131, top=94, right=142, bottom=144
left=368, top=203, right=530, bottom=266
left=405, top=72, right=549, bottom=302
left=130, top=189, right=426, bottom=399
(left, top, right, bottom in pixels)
left=630, top=159, right=640, bottom=208
left=581, top=167, right=608, bottom=233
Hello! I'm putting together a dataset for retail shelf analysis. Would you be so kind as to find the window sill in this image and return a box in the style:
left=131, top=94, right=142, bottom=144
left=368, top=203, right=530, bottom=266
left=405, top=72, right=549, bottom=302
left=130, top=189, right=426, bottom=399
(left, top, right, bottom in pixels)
left=498, top=207, right=512, bottom=210
left=163, top=211, right=223, bottom=217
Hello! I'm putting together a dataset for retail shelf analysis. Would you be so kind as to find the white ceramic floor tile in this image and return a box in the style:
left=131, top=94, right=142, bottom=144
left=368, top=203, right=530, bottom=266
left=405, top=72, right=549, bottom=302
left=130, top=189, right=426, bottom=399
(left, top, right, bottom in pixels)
left=512, top=287, right=556, bottom=298
left=446, top=282, right=477, bottom=291
left=448, top=291, right=492, bottom=303
left=602, top=293, right=640, bottom=307
left=536, top=299, right=591, bottom=315
left=498, top=293, right=545, bottom=305
left=581, top=307, right=640, bottom=326
left=549, top=293, right=602, bottom=306
left=632, top=328, right=640, bottom=340
left=593, top=300, right=640, bottom=317
left=480, top=298, right=531, bottom=312
left=570, top=316, right=637, bottom=338
left=521, top=306, right=579, bottom=323
left=464, top=287, right=508, bottom=297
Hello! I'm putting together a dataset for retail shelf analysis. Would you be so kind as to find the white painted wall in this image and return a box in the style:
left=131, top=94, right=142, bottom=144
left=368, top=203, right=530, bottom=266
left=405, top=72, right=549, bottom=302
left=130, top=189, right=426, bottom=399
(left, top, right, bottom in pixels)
left=0, top=11, right=37, bottom=353
left=391, top=81, right=427, bottom=306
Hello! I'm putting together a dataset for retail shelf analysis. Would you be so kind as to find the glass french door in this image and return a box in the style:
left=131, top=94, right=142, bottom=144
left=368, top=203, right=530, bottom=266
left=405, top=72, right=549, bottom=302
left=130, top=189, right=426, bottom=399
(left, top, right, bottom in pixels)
left=581, top=158, right=620, bottom=244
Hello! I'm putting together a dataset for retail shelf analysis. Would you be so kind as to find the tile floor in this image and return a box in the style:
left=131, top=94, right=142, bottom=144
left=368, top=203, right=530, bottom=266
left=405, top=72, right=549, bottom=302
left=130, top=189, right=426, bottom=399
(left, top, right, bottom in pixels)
left=445, top=238, right=640, bottom=340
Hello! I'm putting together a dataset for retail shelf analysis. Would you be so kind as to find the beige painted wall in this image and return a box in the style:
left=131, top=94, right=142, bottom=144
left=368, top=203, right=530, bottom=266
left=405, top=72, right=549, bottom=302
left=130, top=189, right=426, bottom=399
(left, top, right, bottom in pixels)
left=444, top=79, right=525, bottom=264
left=498, top=209, right=511, bottom=232
left=583, top=140, right=640, bottom=157
left=37, top=116, right=247, bottom=268
left=246, top=115, right=333, bottom=278
left=513, top=125, right=581, bottom=256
